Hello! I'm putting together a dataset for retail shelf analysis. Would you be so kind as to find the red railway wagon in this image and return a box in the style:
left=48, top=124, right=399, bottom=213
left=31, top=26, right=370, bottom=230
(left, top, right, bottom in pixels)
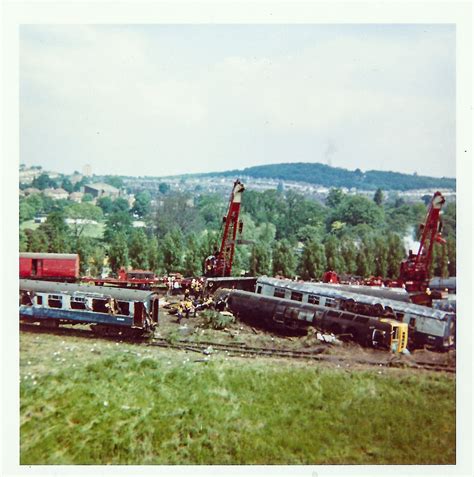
left=19, top=253, right=80, bottom=282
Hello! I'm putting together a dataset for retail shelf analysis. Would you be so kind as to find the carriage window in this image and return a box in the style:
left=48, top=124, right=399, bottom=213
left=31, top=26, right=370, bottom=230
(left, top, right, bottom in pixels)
left=355, top=316, right=369, bottom=324
left=308, top=294, right=319, bottom=305
left=291, top=291, right=303, bottom=302
left=409, top=318, right=416, bottom=327
left=36, top=295, right=43, bottom=305
left=256, top=286, right=262, bottom=294
left=342, top=313, right=354, bottom=321
left=325, top=298, right=336, bottom=308
left=273, top=288, right=286, bottom=298
left=117, top=301, right=130, bottom=316
left=48, top=294, right=63, bottom=308
left=71, top=296, right=87, bottom=310
left=21, top=292, right=33, bottom=306
left=92, top=299, right=109, bottom=313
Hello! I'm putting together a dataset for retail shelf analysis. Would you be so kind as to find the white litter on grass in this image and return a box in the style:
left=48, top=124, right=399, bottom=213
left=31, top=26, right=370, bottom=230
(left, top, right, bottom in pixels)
left=103, top=401, right=109, bottom=407
left=27, top=361, right=31, bottom=365
left=33, top=381, right=37, bottom=386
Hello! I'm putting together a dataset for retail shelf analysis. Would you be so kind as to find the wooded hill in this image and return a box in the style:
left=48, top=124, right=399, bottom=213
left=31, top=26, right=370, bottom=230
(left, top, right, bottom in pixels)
left=194, top=162, right=455, bottom=191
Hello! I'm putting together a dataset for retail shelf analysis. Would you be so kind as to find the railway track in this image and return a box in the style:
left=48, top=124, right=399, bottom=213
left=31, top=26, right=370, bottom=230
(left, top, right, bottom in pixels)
left=20, top=323, right=456, bottom=374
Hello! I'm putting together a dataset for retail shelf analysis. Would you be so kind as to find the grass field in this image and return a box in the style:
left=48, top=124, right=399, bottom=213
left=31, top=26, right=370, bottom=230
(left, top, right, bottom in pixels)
left=21, top=220, right=105, bottom=238
left=20, top=331, right=455, bottom=465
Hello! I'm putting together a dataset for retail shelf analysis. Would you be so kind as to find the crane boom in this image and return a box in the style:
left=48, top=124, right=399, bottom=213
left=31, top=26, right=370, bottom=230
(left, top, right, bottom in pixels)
left=398, top=191, right=446, bottom=293
left=204, top=179, right=245, bottom=277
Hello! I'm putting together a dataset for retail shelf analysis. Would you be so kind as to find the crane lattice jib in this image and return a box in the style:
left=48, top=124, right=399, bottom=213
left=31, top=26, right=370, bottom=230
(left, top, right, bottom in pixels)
left=414, top=191, right=446, bottom=274
left=218, top=180, right=245, bottom=276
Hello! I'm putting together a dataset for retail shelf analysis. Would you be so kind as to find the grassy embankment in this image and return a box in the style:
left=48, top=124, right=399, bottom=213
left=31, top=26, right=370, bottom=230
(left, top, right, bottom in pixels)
left=20, top=332, right=455, bottom=465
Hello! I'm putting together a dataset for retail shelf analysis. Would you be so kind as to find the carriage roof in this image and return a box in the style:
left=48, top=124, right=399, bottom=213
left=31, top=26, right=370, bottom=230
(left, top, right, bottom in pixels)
left=20, top=279, right=157, bottom=302
left=257, top=276, right=452, bottom=320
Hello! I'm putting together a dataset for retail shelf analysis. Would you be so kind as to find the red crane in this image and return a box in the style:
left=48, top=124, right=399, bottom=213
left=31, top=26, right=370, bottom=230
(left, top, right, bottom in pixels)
left=204, top=179, right=245, bottom=277
left=398, top=191, right=446, bottom=295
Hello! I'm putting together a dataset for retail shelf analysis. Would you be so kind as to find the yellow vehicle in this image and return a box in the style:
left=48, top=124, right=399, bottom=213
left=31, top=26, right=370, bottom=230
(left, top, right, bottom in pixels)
left=379, top=318, right=409, bottom=353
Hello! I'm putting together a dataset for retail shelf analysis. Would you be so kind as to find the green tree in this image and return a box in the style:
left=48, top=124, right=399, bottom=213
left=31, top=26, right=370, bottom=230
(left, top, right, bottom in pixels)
left=132, top=191, right=152, bottom=218
left=65, top=203, right=103, bottom=241
left=183, top=235, right=203, bottom=276
left=158, top=182, right=170, bottom=194
left=446, top=237, right=456, bottom=277
left=325, top=188, right=344, bottom=208
left=324, top=235, right=344, bottom=273
left=340, top=239, right=358, bottom=275
left=272, top=240, right=296, bottom=278
left=19, top=229, right=29, bottom=252
left=96, top=196, right=115, bottom=214
left=19, top=200, right=35, bottom=223
left=82, top=193, right=93, bottom=202
left=61, top=178, right=74, bottom=193
left=373, top=188, right=384, bottom=206
left=386, top=233, right=406, bottom=278
left=112, top=197, right=130, bottom=213
left=108, top=233, right=129, bottom=274
left=128, top=229, right=150, bottom=270
left=161, top=229, right=184, bottom=273
left=104, top=211, right=133, bottom=243
left=41, top=211, right=71, bottom=253
left=250, top=241, right=272, bottom=276
left=25, top=228, right=49, bottom=252
left=32, top=173, right=56, bottom=190
left=298, top=239, right=326, bottom=280
left=148, top=237, right=163, bottom=274
left=328, top=195, right=384, bottom=230
left=373, top=235, right=388, bottom=277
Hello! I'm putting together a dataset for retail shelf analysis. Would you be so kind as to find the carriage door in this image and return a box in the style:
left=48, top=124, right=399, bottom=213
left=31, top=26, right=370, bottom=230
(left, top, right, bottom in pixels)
left=32, top=259, right=43, bottom=277
left=151, top=298, right=159, bottom=324
left=133, top=301, right=145, bottom=327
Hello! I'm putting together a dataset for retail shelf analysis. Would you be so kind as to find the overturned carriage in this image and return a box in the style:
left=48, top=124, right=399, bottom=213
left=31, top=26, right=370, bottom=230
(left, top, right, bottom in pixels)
left=218, top=289, right=408, bottom=352
left=20, top=279, right=159, bottom=333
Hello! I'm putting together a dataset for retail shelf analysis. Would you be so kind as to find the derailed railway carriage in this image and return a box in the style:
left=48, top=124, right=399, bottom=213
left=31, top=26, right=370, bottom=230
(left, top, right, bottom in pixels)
left=20, top=279, right=159, bottom=333
left=255, top=277, right=455, bottom=349
left=220, top=289, right=408, bottom=352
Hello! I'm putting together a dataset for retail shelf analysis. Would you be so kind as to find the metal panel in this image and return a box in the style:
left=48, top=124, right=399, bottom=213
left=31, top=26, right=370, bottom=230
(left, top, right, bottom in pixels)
left=20, top=279, right=158, bottom=302
left=19, top=306, right=134, bottom=327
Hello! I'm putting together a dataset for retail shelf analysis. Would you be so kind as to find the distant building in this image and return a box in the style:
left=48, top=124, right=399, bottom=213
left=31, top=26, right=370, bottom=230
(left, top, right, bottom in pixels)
left=23, top=187, right=41, bottom=196
left=69, top=191, right=84, bottom=203
left=83, top=182, right=120, bottom=199
left=42, top=188, right=69, bottom=200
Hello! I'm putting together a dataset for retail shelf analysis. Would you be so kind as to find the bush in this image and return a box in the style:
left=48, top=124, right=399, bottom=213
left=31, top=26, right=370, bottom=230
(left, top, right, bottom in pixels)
left=201, top=310, right=235, bottom=330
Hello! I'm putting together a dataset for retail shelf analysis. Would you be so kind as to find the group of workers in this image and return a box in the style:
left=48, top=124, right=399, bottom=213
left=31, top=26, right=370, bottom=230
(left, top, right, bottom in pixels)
left=173, top=279, right=215, bottom=324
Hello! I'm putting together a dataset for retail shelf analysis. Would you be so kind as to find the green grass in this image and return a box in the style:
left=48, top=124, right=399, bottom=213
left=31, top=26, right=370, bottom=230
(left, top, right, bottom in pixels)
left=20, top=337, right=455, bottom=465
left=20, top=221, right=104, bottom=238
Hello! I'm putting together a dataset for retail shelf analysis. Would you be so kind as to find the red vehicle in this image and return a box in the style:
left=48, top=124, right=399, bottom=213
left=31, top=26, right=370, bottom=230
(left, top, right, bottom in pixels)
left=19, top=253, right=80, bottom=282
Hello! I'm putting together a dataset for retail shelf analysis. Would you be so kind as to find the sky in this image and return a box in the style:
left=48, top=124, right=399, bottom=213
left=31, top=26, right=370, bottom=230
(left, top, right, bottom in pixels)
left=20, top=24, right=456, bottom=178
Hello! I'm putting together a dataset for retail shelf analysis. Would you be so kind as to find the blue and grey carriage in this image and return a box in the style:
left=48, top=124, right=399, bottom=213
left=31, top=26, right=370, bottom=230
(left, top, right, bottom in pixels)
left=20, top=279, right=159, bottom=334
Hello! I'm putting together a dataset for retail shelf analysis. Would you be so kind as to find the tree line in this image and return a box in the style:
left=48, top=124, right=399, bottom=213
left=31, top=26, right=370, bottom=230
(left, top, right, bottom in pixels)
left=19, top=184, right=456, bottom=279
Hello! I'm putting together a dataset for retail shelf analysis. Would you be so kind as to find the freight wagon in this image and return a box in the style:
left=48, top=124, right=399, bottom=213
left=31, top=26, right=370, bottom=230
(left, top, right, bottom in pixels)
left=20, top=279, right=159, bottom=334
left=219, top=289, right=408, bottom=352
left=20, top=253, right=79, bottom=282
left=255, top=276, right=455, bottom=349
